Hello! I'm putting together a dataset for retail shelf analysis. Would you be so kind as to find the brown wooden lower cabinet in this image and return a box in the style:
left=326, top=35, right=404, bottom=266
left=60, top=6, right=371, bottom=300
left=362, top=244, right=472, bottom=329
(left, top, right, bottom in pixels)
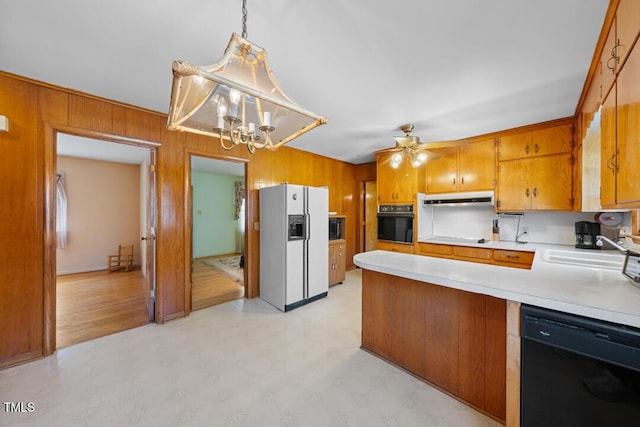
left=417, top=242, right=533, bottom=270
left=329, top=240, right=346, bottom=286
left=376, top=240, right=414, bottom=254
left=361, top=269, right=506, bottom=423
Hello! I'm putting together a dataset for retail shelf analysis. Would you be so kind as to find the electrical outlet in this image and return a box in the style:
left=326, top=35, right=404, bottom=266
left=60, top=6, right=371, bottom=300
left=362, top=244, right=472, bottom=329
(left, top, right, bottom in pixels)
left=522, top=226, right=529, bottom=234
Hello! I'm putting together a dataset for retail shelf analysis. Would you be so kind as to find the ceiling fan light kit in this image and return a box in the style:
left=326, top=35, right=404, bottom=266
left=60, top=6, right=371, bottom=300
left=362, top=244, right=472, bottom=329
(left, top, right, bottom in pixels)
left=391, top=124, right=430, bottom=169
left=167, top=0, right=327, bottom=154
left=389, top=123, right=467, bottom=168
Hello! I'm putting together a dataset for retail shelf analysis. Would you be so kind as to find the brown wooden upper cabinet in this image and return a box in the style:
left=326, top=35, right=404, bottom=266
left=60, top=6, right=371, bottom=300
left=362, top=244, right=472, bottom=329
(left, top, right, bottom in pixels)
left=497, top=124, right=573, bottom=161
left=601, top=17, right=618, bottom=102
left=425, top=139, right=496, bottom=194
left=496, top=122, right=575, bottom=211
left=599, top=0, right=640, bottom=102
left=376, top=150, right=417, bottom=203
left=601, top=36, right=640, bottom=208
left=605, top=0, right=640, bottom=79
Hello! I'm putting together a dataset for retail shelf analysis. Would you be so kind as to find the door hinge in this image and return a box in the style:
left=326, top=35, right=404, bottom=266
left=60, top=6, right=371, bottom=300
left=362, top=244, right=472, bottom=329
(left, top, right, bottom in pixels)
left=570, top=123, right=576, bottom=150
left=497, top=164, right=501, bottom=173
left=150, top=164, right=156, bottom=172
left=150, top=289, right=156, bottom=299
left=494, top=138, right=499, bottom=147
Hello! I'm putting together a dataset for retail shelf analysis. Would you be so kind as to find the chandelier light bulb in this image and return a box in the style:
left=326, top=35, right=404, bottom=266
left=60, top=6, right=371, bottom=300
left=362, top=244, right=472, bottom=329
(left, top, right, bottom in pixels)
left=229, top=89, right=241, bottom=117
left=216, top=98, right=227, bottom=129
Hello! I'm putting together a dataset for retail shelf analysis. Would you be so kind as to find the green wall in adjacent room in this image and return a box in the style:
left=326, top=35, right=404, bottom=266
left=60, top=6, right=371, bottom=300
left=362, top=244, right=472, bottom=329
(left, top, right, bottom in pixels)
left=192, top=170, right=243, bottom=258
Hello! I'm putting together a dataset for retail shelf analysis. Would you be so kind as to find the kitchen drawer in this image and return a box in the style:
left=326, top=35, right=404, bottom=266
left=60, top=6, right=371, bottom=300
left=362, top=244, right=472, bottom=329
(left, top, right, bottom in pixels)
left=492, top=249, right=534, bottom=269
left=417, top=243, right=453, bottom=257
left=453, top=246, right=492, bottom=260
left=378, top=241, right=414, bottom=254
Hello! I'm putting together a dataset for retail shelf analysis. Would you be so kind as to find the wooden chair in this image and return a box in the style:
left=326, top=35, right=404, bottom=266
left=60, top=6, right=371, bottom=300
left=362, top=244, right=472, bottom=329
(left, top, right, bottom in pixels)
left=107, top=244, right=134, bottom=272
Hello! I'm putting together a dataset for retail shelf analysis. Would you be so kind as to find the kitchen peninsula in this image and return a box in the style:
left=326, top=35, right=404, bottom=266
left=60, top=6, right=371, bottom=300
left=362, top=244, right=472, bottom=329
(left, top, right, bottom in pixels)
left=354, top=247, right=640, bottom=426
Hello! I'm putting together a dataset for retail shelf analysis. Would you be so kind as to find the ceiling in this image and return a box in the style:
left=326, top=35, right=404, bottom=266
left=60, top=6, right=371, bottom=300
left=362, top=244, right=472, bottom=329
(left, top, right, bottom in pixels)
left=0, top=1, right=608, bottom=164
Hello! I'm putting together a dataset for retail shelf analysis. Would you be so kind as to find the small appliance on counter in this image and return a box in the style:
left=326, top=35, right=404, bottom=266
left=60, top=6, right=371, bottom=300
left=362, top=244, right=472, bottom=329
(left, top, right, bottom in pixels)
left=575, top=221, right=601, bottom=249
left=329, top=216, right=345, bottom=240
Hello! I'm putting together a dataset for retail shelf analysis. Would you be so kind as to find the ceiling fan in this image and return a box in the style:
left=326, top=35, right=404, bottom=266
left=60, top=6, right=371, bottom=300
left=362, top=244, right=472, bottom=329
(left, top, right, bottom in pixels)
left=390, top=124, right=465, bottom=168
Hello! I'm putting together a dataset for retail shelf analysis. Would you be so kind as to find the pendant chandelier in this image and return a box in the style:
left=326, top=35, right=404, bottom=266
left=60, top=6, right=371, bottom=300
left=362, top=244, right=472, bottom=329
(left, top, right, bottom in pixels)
left=167, top=0, right=327, bottom=153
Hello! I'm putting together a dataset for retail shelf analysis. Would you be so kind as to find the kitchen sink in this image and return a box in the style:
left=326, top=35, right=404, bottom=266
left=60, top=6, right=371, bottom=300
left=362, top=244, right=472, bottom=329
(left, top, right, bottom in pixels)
left=541, top=249, right=625, bottom=270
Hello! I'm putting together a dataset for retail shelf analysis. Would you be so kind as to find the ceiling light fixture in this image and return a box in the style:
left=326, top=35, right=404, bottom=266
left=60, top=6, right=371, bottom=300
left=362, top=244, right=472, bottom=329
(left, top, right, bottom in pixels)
left=167, top=0, right=327, bottom=153
left=390, top=124, right=430, bottom=168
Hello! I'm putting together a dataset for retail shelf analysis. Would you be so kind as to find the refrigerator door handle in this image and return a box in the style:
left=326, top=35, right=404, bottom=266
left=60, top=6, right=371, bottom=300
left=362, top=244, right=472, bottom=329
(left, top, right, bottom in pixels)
left=303, top=237, right=309, bottom=299
left=305, top=213, right=311, bottom=240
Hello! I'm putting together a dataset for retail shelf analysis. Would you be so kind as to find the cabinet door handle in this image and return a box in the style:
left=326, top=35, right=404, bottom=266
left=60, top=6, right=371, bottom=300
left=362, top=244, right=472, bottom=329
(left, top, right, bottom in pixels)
left=460, top=176, right=464, bottom=185
left=452, top=177, right=456, bottom=185
left=606, top=154, right=615, bottom=172
left=525, top=188, right=530, bottom=197
left=505, top=254, right=520, bottom=259
left=534, top=144, right=539, bottom=153
left=607, top=153, right=619, bottom=174
left=606, top=56, right=617, bottom=72
left=533, top=187, right=538, bottom=197
left=525, top=144, right=530, bottom=155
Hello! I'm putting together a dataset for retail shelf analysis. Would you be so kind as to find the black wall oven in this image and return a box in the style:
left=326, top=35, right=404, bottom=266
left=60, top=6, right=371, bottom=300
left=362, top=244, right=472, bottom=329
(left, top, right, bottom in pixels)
left=377, top=204, right=414, bottom=243
left=521, top=304, right=640, bottom=426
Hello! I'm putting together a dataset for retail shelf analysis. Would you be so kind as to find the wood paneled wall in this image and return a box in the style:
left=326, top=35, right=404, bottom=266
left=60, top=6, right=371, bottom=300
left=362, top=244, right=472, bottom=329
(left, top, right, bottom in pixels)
left=0, top=71, right=365, bottom=369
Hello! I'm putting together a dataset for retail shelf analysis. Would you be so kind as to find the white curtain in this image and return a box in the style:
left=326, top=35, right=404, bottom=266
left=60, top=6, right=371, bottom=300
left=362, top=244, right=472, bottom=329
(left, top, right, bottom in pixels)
left=56, top=172, right=68, bottom=249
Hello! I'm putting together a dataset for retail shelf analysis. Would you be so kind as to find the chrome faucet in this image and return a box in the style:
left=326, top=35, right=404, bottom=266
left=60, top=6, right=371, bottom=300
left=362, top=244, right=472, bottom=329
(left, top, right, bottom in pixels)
left=596, top=235, right=628, bottom=254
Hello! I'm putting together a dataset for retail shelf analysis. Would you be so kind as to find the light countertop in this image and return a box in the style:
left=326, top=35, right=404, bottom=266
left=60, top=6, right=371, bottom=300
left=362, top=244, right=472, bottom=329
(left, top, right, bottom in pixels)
left=418, top=235, right=538, bottom=251
left=354, top=247, right=640, bottom=328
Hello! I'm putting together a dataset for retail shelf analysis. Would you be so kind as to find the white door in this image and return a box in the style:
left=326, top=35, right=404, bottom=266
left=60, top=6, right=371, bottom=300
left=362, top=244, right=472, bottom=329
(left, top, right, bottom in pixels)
left=285, top=184, right=305, bottom=306
left=306, top=186, right=329, bottom=298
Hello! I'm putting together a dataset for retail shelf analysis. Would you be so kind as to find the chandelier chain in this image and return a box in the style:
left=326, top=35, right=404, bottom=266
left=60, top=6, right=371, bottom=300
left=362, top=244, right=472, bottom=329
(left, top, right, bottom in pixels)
left=241, top=0, right=248, bottom=39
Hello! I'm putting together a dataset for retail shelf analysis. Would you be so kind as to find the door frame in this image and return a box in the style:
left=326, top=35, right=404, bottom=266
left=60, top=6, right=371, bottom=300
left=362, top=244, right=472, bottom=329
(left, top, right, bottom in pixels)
left=43, top=123, right=160, bottom=356
left=363, top=180, right=378, bottom=252
left=183, top=148, right=248, bottom=316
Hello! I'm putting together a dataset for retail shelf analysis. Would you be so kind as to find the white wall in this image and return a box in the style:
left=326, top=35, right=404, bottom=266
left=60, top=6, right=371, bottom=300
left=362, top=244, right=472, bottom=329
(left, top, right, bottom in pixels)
left=56, top=156, right=141, bottom=274
left=417, top=192, right=630, bottom=246
left=191, top=170, right=243, bottom=258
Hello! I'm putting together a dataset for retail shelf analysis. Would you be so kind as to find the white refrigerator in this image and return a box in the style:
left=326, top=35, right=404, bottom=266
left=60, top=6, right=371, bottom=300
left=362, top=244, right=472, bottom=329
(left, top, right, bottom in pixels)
left=259, top=184, right=329, bottom=312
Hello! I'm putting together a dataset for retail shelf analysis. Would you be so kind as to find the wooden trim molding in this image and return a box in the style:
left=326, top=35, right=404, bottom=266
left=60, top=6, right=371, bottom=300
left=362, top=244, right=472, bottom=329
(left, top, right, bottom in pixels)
left=506, top=300, right=522, bottom=427
left=182, top=147, right=250, bottom=312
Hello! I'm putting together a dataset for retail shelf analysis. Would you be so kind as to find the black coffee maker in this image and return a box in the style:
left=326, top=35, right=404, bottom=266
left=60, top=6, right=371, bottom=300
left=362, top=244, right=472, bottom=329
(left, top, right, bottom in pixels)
left=575, top=221, right=601, bottom=249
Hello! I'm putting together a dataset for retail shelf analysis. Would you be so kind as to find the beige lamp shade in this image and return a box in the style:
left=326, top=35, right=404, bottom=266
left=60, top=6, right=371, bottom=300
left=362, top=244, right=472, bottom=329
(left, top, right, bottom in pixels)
left=168, top=33, right=327, bottom=150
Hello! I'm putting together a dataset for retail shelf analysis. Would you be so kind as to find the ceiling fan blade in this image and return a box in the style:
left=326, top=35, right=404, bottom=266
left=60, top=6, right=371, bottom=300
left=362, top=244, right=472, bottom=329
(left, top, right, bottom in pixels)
left=411, top=147, right=442, bottom=159
left=418, top=138, right=467, bottom=149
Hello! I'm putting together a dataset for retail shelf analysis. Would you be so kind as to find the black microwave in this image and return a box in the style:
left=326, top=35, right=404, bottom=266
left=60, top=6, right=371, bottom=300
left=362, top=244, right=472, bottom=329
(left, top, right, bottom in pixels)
left=329, top=217, right=345, bottom=240
left=377, top=205, right=414, bottom=243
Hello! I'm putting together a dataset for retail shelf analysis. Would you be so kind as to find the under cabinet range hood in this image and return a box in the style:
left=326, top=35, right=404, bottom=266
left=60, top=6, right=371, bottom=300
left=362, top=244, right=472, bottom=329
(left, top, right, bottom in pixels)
left=423, top=191, right=495, bottom=207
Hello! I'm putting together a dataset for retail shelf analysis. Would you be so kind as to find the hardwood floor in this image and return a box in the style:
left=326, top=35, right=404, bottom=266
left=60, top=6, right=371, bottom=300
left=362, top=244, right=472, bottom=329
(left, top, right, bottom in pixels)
left=56, top=269, right=150, bottom=349
left=191, top=255, right=244, bottom=311
left=56, top=256, right=244, bottom=349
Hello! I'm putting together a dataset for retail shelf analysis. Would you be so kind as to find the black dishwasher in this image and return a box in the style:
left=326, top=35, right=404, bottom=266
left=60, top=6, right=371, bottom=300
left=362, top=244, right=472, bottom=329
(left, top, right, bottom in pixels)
left=521, top=304, right=640, bottom=427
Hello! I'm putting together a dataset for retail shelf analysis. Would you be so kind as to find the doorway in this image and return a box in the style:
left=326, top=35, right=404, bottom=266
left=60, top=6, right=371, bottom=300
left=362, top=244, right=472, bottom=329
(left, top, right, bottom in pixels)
left=364, top=180, right=378, bottom=251
left=55, top=133, right=156, bottom=348
left=188, top=155, right=246, bottom=311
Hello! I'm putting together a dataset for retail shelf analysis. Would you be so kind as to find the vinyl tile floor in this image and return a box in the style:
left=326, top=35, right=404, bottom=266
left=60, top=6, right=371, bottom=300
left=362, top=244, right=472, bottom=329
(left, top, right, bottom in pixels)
left=1, top=269, right=502, bottom=427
